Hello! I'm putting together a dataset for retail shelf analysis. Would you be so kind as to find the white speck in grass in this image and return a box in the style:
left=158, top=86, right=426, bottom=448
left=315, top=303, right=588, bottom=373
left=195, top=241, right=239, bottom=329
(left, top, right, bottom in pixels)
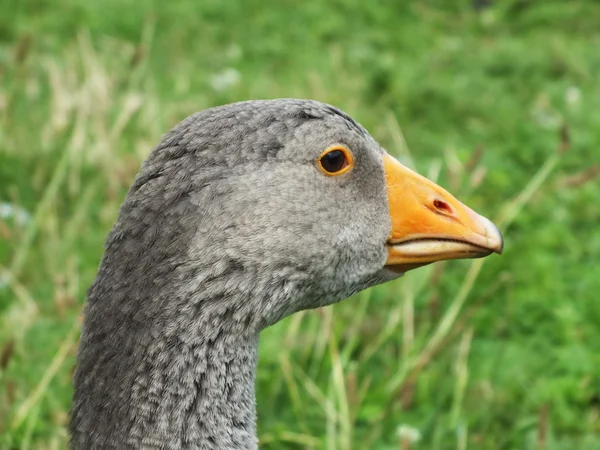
left=397, top=424, right=421, bottom=443
left=565, top=86, right=581, bottom=106
left=531, top=95, right=562, bottom=130
left=210, top=68, right=241, bottom=92
left=535, top=110, right=562, bottom=130
left=0, top=202, right=31, bottom=226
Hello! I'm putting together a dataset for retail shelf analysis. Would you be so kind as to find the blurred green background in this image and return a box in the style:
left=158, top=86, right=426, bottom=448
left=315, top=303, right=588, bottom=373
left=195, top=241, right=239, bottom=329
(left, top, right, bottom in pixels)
left=1, top=0, right=599, bottom=449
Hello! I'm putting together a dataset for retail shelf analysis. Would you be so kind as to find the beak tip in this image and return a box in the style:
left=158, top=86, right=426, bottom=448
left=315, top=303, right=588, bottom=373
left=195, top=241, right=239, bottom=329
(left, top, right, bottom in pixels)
left=495, top=242, right=504, bottom=255
left=496, top=236, right=505, bottom=255
left=489, top=222, right=504, bottom=255
left=476, top=212, right=504, bottom=255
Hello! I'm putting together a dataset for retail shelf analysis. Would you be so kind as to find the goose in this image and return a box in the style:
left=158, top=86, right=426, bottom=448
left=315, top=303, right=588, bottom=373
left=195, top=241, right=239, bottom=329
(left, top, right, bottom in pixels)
left=70, top=99, right=503, bottom=449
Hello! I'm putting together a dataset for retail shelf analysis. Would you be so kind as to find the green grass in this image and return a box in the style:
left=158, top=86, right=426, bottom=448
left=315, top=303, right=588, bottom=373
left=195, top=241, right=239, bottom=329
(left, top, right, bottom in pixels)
left=1, top=0, right=600, bottom=448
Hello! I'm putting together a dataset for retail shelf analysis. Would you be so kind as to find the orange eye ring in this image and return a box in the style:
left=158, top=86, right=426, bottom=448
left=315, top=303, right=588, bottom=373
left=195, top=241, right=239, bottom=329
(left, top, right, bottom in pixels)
left=317, top=145, right=354, bottom=176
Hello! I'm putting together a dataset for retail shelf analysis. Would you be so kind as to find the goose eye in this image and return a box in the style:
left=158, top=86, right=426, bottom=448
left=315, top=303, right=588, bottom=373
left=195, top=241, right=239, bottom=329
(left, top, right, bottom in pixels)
left=317, top=146, right=353, bottom=176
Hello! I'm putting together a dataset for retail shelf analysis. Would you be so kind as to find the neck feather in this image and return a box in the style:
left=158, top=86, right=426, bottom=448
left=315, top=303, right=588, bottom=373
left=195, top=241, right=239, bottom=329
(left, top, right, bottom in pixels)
left=71, top=286, right=261, bottom=450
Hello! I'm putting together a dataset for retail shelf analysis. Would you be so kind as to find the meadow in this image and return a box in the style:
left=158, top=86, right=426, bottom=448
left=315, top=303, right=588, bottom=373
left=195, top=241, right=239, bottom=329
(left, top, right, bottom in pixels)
left=1, top=1, right=600, bottom=448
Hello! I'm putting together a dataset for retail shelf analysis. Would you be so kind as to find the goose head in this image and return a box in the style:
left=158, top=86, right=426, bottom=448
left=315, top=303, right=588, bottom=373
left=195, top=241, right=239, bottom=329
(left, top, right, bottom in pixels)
left=140, top=99, right=502, bottom=328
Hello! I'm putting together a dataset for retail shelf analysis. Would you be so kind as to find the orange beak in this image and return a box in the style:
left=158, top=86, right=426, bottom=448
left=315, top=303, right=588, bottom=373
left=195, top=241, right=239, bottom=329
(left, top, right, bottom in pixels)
left=383, top=154, right=503, bottom=273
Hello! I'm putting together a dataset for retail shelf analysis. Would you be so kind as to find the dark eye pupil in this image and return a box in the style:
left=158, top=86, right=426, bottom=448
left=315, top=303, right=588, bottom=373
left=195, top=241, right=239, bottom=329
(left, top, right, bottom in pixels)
left=320, top=150, right=346, bottom=173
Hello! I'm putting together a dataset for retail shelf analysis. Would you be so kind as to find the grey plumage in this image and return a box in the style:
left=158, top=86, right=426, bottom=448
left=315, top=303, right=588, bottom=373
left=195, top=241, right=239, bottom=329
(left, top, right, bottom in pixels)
left=70, top=99, right=401, bottom=449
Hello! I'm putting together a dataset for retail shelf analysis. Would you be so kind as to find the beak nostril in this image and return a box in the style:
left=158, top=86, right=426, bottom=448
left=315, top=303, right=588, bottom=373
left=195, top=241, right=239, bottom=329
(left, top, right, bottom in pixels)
left=433, top=199, right=454, bottom=215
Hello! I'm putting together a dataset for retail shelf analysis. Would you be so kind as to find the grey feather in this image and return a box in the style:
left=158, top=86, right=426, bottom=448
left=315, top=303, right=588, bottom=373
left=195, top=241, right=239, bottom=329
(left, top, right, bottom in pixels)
left=70, top=99, right=401, bottom=449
